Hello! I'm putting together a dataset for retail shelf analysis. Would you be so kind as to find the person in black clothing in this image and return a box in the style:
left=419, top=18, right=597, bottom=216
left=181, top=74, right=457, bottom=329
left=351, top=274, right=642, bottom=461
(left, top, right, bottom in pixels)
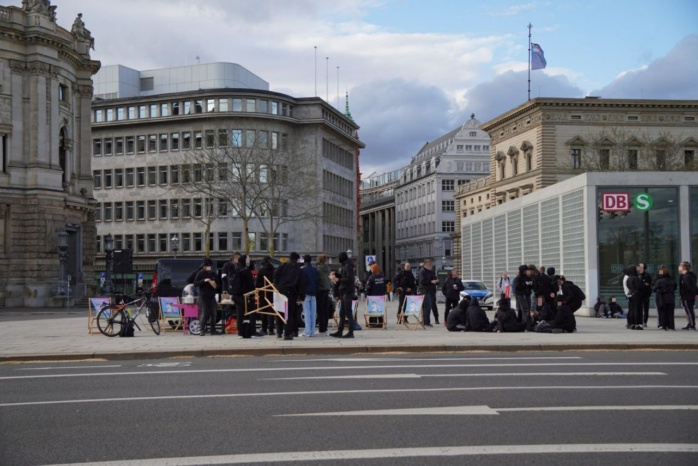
left=229, top=254, right=257, bottom=338
left=514, top=264, right=533, bottom=324
left=557, top=275, right=584, bottom=313
left=637, top=262, right=653, bottom=327
left=547, top=267, right=558, bottom=296
left=653, top=265, right=676, bottom=330
left=678, top=261, right=697, bottom=330
left=220, top=252, right=241, bottom=294
left=624, top=266, right=643, bottom=330
left=446, top=298, right=469, bottom=332
left=494, top=298, right=526, bottom=333
left=273, top=252, right=305, bottom=340
left=608, top=297, right=624, bottom=318
left=464, top=298, right=492, bottom=332
left=194, top=258, right=220, bottom=336
left=256, top=256, right=276, bottom=335
left=330, top=251, right=356, bottom=338
left=394, top=262, right=416, bottom=322
left=534, top=267, right=554, bottom=308
left=418, top=259, right=440, bottom=326
left=551, top=295, right=577, bottom=333
left=442, top=269, right=465, bottom=325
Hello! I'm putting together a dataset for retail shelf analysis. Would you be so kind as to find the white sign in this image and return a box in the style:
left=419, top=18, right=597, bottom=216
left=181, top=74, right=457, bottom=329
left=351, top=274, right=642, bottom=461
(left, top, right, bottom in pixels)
left=365, top=255, right=376, bottom=272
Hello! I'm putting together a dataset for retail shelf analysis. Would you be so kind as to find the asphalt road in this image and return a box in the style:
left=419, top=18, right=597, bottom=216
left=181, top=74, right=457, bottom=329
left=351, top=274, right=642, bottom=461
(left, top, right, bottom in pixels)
left=1, top=351, right=698, bottom=465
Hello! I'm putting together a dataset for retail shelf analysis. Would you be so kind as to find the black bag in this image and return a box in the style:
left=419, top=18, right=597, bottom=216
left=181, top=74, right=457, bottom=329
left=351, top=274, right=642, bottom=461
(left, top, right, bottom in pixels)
left=241, top=319, right=252, bottom=339
left=119, top=319, right=135, bottom=337
left=572, top=284, right=586, bottom=302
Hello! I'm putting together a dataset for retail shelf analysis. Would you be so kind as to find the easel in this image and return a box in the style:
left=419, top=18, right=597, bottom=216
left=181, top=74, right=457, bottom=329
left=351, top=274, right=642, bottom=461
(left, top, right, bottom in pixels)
left=88, top=296, right=111, bottom=334
left=332, top=299, right=358, bottom=328
left=397, top=295, right=426, bottom=330
left=243, top=277, right=288, bottom=324
left=364, top=295, right=387, bottom=330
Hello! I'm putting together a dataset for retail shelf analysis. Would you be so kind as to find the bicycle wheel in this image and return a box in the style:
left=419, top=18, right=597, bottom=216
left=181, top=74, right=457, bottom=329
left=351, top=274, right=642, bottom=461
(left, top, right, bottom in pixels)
left=96, top=307, right=126, bottom=337
left=148, top=311, right=161, bottom=335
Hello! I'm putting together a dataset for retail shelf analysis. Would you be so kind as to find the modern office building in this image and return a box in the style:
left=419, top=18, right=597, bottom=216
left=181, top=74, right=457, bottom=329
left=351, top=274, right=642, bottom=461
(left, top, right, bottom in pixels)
left=359, top=170, right=399, bottom=279
left=395, top=115, right=490, bottom=271
left=456, top=98, right=698, bottom=313
left=0, top=3, right=100, bottom=306
left=91, top=63, right=363, bottom=280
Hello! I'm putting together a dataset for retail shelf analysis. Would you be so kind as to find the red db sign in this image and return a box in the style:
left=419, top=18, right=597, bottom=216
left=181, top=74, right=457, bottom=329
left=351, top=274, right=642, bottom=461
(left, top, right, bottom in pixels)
left=601, top=193, right=631, bottom=212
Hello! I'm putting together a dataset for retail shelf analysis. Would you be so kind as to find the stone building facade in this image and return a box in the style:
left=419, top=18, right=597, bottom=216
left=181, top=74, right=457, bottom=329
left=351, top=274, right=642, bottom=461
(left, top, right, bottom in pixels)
left=91, top=63, right=363, bottom=280
left=453, top=97, right=698, bottom=273
left=0, top=3, right=100, bottom=307
left=359, top=170, right=398, bottom=280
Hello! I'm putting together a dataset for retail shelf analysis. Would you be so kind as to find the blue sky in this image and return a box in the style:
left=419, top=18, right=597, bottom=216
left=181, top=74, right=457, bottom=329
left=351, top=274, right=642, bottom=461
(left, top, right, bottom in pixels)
left=42, top=0, right=698, bottom=173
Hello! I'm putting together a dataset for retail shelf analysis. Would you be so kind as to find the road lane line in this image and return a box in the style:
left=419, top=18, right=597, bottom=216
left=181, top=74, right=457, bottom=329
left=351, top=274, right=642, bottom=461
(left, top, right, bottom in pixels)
left=0, top=362, right=696, bottom=381
left=47, top=444, right=698, bottom=465
left=498, top=405, right=698, bottom=413
left=276, top=357, right=584, bottom=363
left=263, top=372, right=666, bottom=380
left=16, top=365, right=122, bottom=371
left=2, top=385, right=697, bottom=408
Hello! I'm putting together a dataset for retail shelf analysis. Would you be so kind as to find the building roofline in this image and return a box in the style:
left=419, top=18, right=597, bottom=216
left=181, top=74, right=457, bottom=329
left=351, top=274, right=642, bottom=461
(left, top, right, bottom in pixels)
left=481, top=97, right=698, bottom=132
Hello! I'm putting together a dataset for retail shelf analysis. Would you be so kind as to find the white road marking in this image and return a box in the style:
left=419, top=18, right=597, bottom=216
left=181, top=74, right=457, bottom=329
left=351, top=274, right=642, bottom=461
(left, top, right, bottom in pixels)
left=48, top=444, right=698, bottom=465
left=0, top=362, right=695, bottom=381
left=2, top=385, right=696, bottom=408
left=16, top=365, right=121, bottom=371
left=137, top=362, right=191, bottom=368
left=277, top=356, right=584, bottom=363
left=263, top=372, right=666, bottom=380
left=279, top=405, right=698, bottom=417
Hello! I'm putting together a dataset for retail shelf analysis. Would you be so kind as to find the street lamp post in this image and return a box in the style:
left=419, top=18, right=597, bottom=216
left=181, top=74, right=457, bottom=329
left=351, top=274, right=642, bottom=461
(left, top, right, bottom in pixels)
left=57, top=230, right=69, bottom=296
left=103, top=233, right=114, bottom=295
left=442, top=256, right=447, bottom=271
left=171, top=234, right=180, bottom=259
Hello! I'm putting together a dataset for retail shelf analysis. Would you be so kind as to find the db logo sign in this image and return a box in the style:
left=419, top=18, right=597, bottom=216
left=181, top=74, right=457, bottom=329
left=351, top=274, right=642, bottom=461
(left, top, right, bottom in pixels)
left=601, top=193, right=631, bottom=212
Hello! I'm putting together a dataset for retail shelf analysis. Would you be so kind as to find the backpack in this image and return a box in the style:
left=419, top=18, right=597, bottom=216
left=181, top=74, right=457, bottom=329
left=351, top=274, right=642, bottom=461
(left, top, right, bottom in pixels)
left=119, top=319, right=135, bottom=337
left=571, top=283, right=586, bottom=302
left=241, top=319, right=252, bottom=339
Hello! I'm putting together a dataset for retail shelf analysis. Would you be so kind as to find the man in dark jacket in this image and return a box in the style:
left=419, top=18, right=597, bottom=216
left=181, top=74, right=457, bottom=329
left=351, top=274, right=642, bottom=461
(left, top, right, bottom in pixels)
left=623, top=265, right=643, bottom=330
left=557, top=275, right=584, bottom=313
left=514, top=264, right=532, bottom=323
left=395, top=262, right=416, bottom=322
left=495, top=298, right=526, bottom=333
left=637, top=262, right=653, bottom=327
left=547, top=267, right=558, bottom=296
left=446, top=298, right=469, bottom=332
left=230, top=254, right=257, bottom=338
left=534, top=267, right=554, bottom=308
left=654, top=266, right=676, bottom=330
left=551, top=295, right=577, bottom=333
left=418, top=259, right=440, bottom=326
left=330, top=251, right=356, bottom=338
left=273, top=252, right=305, bottom=340
left=678, top=261, right=697, bottom=330
left=256, top=256, right=276, bottom=335
left=465, top=298, right=492, bottom=332
left=442, top=269, right=465, bottom=325
left=194, top=258, right=220, bottom=336
left=220, top=252, right=240, bottom=294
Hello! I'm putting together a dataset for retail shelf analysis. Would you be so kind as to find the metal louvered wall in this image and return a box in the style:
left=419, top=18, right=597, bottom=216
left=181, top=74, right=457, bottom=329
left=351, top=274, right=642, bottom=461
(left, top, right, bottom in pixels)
left=540, top=198, right=561, bottom=273
left=461, top=224, right=471, bottom=280
left=507, top=211, right=522, bottom=273
left=561, top=190, right=586, bottom=289
left=471, top=223, right=482, bottom=280
left=481, top=218, right=494, bottom=291
left=522, top=205, right=540, bottom=265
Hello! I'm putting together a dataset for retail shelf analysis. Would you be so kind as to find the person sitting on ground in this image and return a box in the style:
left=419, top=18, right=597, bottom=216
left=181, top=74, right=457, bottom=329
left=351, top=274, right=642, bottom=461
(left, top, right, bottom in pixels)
left=594, top=296, right=611, bottom=318
left=494, top=298, right=526, bottom=333
left=608, top=296, right=624, bottom=318
left=446, top=297, right=470, bottom=332
left=551, top=295, right=577, bottom=333
left=465, top=298, right=493, bottom=332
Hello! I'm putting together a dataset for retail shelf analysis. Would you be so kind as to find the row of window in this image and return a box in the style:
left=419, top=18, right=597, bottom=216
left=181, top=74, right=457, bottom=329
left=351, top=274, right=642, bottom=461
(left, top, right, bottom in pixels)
left=96, top=231, right=289, bottom=255
left=92, top=129, right=289, bottom=157
left=395, top=241, right=453, bottom=262
left=455, top=144, right=490, bottom=152
left=93, top=97, right=293, bottom=123
left=396, top=221, right=455, bottom=241
left=323, top=203, right=354, bottom=228
left=94, top=198, right=288, bottom=222
left=323, top=170, right=354, bottom=199
left=569, top=148, right=696, bottom=170
left=323, top=234, right=354, bottom=257
left=398, top=203, right=435, bottom=222
left=322, top=138, right=354, bottom=170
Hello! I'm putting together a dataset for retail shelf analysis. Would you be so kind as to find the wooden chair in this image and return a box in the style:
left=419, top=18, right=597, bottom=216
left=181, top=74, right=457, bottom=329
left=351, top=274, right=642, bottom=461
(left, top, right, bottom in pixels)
left=88, top=296, right=111, bottom=334
left=397, top=295, right=426, bottom=330
left=159, top=296, right=184, bottom=332
left=364, top=295, right=387, bottom=330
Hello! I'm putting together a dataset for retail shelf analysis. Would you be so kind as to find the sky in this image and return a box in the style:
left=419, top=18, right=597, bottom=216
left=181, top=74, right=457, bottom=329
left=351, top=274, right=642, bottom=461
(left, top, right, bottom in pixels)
left=34, top=0, right=698, bottom=175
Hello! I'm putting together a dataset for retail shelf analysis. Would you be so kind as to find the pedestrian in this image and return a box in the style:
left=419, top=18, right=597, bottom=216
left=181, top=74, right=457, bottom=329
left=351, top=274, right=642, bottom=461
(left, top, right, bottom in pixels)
left=557, top=275, right=585, bottom=314
left=273, top=252, right=305, bottom=341
left=494, top=298, right=526, bottom=333
left=514, top=265, right=533, bottom=323
left=637, top=262, right=653, bottom=327
left=442, top=268, right=464, bottom=325
left=255, top=256, right=276, bottom=336
left=608, top=296, right=624, bottom=318
left=365, top=263, right=386, bottom=327
left=653, top=265, right=676, bottom=330
left=678, top=261, right=697, bottom=331
left=464, top=298, right=493, bottom=332
left=551, top=295, right=577, bottom=333
left=418, top=258, right=440, bottom=327
left=497, top=271, right=511, bottom=300
left=534, top=265, right=554, bottom=308
left=395, top=262, right=416, bottom=321
left=547, top=267, right=559, bottom=296
left=528, top=264, right=540, bottom=310
left=330, top=251, right=356, bottom=338
left=316, top=254, right=332, bottom=335
left=194, top=258, right=219, bottom=336
left=446, top=298, right=469, bottom=332
left=300, top=255, right=318, bottom=337
left=623, top=265, right=643, bottom=330
left=229, top=254, right=257, bottom=338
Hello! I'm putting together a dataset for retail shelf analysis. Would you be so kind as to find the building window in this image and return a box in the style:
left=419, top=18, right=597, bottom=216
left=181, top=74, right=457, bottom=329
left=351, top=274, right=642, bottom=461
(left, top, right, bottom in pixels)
left=194, top=99, right=203, bottom=114
left=469, top=131, right=476, bottom=137
left=194, top=131, right=203, bottom=149
left=218, top=232, right=228, bottom=251
left=136, top=167, right=145, bottom=186
left=95, top=204, right=101, bottom=222
left=147, top=234, right=156, bottom=252
left=136, top=234, right=145, bottom=253
left=193, top=233, right=203, bottom=251
left=600, top=149, right=610, bottom=169
left=93, top=170, right=101, bottom=189
left=181, top=233, right=191, bottom=252
left=104, top=170, right=113, bottom=188
left=685, top=150, right=696, bottom=167
left=147, top=200, right=156, bottom=220
left=246, top=99, right=256, bottom=112
left=106, top=109, right=114, bottom=122
left=149, top=104, right=157, bottom=118
left=442, top=179, right=454, bottom=191
left=148, top=135, right=157, bottom=152
left=147, top=166, right=157, bottom=186
left=159, top=200, right=168, bottom=219
left=571, top=148, right=582, bottom=169
left=140, top=77, right=154, bottom=92
left=137, top=135, right=146, bottom=153
left=232, top=232, right=242, bottom=251
left=171, top=133, right=179, bottom=151
left=442, top=200, right=454, bottom=212
left=125, top=136, right=134, bottom=154
left=232, top=98, right=242, bottom=112
left=207, top=99, right=215, bottom=112
left=526, top=153, right=533, bottom=171
left=159, top=234, right=168, bottom=253
left=117, top=108, right=125, bottom=121
left=182, top=132, right=191, bottom=150
left=102, top=139, right=112, bottom=156
left=219, top=99, right=229, bottom=112
left=114, top=202, right=123, bottom=222
left=125, top=201, right=134, bottom=221
left=205, top=130, right=215, bottom=148
left=138, top=105, right=147, bottom=118
left=125, top=235, right=134, bottom=250
left=94, top=109, right=104, bottom=123
left=159, top=134, right=168, bottom=152
left=159, top=166, right=168, bottom=185
left=115, top=137, right=123, bottom=155
left=171, top=165, right=179, bottom=184
left=115, top=169, right=123, bottom=188
left=128, top=106, right=136, bottom=119
left=160, top=103, right=169, bottom=117
left=103, top=203, right=112, bottom=222
left=136, top=201, right=145, bottom=220
left=512, top=157, right=518, bottom=176
left=246, top=130, right=256, bottom=147
left=456, top=144, right=464, bottom=151
left=193, top=198, right=203, bottom=218
left=170, top=199, right=179, bottom=219
left=231, top=129, right=242, bottom=147
left=218, top=129, right=228, bottom=147
left=182, top=199, right=191, bottom=218
left=442, top=221, right=455, bottom=232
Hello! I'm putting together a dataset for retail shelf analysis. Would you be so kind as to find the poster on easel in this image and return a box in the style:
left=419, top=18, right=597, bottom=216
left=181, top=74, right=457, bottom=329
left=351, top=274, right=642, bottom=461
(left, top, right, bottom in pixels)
left=403, top=295, right=424, bottom=316
left=88, top=297, right=111, bottom=334
left=273, top=292, right=289, bottom=321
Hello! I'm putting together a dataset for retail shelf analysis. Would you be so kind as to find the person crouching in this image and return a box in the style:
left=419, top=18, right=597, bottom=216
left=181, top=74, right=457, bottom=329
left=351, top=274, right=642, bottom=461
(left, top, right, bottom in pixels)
left=446, top=297, right=470, bottom=332
left=494, top=298, right=526, bottom=333
left=465, top=298, right=494, bottom=332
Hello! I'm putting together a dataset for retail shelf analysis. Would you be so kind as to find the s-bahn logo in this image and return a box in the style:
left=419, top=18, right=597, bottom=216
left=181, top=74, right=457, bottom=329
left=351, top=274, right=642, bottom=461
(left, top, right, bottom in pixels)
left=601, top=192, right=653, bottom=212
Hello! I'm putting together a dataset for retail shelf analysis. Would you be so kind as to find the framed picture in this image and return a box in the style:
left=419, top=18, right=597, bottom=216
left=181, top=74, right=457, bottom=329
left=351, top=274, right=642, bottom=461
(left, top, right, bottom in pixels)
left=404, top=295, right=424, bottom=316
left=367, top=296, right=386, bottom=315
left=90, top=297, right=111, bottom=317
left=159, top=297, right=181, bottom=319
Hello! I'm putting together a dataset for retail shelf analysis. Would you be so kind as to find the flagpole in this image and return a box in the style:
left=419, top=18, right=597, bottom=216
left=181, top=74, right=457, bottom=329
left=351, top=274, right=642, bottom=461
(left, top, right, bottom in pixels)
left=326, top=57, right=329, bottom=102
left=336, top=66, right=340, bottom=109
left=528, top=23, right=532, bottom=101
left=314, top=46, right=317, bottom=97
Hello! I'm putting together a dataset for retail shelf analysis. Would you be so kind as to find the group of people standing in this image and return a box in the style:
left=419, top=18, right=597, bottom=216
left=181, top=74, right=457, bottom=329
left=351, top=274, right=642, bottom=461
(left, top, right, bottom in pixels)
left=392, top=259, right=443, bottom=327
left=623, top=261, right=698, bottom=331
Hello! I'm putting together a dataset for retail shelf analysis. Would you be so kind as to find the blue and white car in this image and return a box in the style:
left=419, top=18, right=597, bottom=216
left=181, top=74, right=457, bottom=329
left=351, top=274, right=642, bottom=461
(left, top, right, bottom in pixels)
left=459, top=280, right=494, bottom=310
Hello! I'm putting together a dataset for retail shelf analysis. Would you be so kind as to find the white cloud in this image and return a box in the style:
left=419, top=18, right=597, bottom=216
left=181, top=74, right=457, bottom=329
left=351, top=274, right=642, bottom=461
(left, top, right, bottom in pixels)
left=489, top=2, right=540, bottom=17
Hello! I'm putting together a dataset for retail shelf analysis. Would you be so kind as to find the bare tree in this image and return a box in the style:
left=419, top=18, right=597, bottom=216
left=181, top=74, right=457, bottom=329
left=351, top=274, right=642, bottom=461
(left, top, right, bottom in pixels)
left=638, top=131, right=683, bottom=171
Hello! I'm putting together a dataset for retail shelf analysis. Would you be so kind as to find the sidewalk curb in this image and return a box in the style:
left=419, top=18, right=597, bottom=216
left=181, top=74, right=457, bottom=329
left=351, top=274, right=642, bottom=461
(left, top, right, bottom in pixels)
left=2, top=343, right=697, bottom=363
